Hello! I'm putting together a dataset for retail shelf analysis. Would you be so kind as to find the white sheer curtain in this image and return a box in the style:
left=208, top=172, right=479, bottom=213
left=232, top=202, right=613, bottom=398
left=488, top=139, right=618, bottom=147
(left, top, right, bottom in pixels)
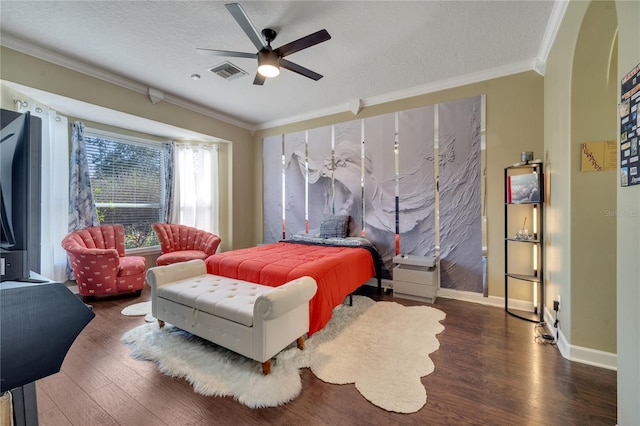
left=16, top=100, right=69, bottom=282
left=170, top=142, right=219, bottom=234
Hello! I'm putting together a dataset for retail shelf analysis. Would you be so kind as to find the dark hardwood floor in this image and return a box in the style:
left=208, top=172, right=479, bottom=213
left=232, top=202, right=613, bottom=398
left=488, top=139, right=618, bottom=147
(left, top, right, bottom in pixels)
left=36, top=286, right=617, bottom=426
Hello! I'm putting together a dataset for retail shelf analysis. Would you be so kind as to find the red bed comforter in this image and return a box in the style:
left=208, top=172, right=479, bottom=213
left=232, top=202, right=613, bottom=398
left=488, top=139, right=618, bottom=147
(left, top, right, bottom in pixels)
left=204, top=241, right=376, bottom=336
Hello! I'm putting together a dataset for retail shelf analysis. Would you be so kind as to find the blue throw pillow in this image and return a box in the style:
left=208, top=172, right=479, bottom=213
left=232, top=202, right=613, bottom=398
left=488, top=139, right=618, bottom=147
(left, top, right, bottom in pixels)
left=319, top=214, right=350, bottom=238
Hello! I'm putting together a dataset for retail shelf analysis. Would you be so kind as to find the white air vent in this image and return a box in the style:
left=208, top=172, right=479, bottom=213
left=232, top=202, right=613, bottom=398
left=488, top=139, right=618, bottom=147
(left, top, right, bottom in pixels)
left=208, top=62, right=248, bottom=80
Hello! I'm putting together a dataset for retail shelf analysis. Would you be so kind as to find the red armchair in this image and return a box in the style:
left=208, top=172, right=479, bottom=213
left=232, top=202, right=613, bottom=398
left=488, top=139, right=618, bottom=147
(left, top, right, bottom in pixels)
left=152, top=223, right=221, bottom=266
left=61, top=224, right=146, bottom=298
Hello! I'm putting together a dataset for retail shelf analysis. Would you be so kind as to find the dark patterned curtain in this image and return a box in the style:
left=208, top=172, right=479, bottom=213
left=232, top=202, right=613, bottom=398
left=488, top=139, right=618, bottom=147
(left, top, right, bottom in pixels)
left=67, top=121, right=99, bottom=279
left=161, top=141, right=175, bottom=223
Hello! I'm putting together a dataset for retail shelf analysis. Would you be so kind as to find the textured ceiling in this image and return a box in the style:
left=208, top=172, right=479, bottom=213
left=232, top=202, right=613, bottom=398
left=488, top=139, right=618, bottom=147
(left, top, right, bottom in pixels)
left=0, top=1, right=557, bottom=130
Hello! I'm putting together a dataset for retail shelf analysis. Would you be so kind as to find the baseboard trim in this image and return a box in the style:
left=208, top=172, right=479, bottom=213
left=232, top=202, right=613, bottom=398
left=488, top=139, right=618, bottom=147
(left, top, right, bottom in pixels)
left=437, top=287, right=535, bottom=313
left=542, top=306, right=617, bottom=370
left=568, top=345, right=617, bottom=370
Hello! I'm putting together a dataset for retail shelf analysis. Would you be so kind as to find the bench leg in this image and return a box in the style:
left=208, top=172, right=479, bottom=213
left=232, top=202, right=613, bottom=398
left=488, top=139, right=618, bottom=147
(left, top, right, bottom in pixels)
left=297, top=336, right=305, bottom=350
left=158, top=319, right=165, bottom=329
left=262, top=360, right=271, bottom=375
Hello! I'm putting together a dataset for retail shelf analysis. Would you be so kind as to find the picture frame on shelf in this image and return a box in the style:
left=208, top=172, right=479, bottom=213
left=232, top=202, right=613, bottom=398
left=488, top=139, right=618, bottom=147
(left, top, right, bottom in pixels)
left=506, top=173, right=540, bottom=204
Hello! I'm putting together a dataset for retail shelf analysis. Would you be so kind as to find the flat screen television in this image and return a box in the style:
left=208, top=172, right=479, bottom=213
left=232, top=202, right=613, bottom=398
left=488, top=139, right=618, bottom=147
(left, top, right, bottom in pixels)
left=1, top=109, right=41, bottom=281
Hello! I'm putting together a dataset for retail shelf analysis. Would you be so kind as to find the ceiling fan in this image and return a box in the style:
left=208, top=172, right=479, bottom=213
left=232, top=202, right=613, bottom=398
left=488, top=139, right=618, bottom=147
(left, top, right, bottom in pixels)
left=197, top=3, right=331, bottom=85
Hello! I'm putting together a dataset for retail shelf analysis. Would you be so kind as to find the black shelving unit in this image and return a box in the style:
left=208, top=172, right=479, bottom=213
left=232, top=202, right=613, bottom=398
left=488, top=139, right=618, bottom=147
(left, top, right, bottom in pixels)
left=504, top=162, right=544, bottom=323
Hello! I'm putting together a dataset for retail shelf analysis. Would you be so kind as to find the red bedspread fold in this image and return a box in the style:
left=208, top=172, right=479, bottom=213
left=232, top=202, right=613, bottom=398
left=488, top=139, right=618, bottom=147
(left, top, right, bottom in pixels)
left=205, top=242, right=375, bottom=335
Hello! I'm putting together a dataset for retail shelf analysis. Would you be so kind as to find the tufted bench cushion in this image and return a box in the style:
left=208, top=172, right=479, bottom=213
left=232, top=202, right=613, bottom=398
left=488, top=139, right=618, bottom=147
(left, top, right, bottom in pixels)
left=156, top=274, right=277, bottom=327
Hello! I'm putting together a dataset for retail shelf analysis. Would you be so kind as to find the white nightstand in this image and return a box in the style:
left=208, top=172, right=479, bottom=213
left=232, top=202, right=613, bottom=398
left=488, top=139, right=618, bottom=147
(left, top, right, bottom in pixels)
left=392, top=254, right=439, bottom=304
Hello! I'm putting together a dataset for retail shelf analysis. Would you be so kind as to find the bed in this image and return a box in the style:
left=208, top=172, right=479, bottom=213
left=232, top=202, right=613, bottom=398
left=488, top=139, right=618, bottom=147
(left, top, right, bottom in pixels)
left=204, top=238, right=381, bottom=336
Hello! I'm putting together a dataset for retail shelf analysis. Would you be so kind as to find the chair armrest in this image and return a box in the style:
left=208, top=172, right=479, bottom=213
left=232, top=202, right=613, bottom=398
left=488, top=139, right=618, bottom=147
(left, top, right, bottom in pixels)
left=63, top=246, right=119, bottom=262
left=198, top=233, right=222, bottom=256
left=254, top=276, right=317, bottom=320
left=146, top=259, right=208, bottom=289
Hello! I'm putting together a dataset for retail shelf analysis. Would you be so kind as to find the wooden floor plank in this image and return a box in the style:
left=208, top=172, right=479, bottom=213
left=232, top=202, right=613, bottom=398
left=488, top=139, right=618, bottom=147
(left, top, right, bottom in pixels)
left=37, top=373, right=118, bottom=426
left=90, top=353, right=208, bottom=426
left=89, top=382, right=166, bottom=426
left=33, top=285, right=615, bottom=425
left=37, top=406, right=73, bottom=426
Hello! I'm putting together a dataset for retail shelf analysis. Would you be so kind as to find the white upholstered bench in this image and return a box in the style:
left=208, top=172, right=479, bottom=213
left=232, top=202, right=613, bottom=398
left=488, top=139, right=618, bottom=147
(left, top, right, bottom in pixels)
left=146, top=259, right=317, bottom=374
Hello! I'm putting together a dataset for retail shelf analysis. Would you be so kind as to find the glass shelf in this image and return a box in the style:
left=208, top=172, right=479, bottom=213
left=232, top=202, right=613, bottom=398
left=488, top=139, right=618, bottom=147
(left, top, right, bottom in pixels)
left=506, top=238, right=540, bottom=244
left=506, top=273, right=541, bottom=283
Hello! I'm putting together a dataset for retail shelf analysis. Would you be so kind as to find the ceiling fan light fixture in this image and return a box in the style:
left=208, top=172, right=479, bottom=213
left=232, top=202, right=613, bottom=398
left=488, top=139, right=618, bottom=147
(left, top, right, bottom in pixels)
left=257, top=50, right=280, bottom=78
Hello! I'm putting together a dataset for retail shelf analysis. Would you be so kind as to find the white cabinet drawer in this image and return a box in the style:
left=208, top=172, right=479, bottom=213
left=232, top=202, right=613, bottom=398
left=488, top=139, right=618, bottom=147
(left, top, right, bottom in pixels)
left=393, top=266, right=434, bottom=286
left=394, top=280, right=436, bottom=300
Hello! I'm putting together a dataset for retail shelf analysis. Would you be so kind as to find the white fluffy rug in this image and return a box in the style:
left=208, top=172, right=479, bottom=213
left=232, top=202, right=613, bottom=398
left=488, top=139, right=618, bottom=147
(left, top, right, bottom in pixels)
left=122, top=296, right=445, bottom=412
left=121, top=301, right=151, bottom=316
left=121, top=301, right=156, bottom=323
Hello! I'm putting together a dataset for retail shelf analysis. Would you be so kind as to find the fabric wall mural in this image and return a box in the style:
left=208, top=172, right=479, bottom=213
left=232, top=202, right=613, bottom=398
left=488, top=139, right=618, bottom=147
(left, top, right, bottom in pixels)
left=363, top=114, right=397, bottom=277
left=398, top=105, right=436, bottom=258
left=332, top=120, right=364, bottom=234
left=262, top=95, right=483, bottom=292
left=438, top=97, right=482, bottom=291
left=263, top=135, right=282, bottom=243
left=307, top=126, right=333, bottom=232
left=284, top=132, right=306, bottom=238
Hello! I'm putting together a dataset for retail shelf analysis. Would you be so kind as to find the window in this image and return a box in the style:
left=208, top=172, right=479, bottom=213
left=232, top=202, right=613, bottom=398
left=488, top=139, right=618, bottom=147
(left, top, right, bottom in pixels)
left=85, top=129, right=167, bottom=250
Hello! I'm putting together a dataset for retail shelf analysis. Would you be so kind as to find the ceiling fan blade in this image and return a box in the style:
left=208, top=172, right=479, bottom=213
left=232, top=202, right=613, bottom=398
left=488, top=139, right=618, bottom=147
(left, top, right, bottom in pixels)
left=253, top=73, right=266, bottom=85
left=280, top=59, right=323, bottom=81
left=196, top=48, right=256, bottom=59
left=274, top=29, right=331, bottom=58
left=225, top=3, right=266, bottom=51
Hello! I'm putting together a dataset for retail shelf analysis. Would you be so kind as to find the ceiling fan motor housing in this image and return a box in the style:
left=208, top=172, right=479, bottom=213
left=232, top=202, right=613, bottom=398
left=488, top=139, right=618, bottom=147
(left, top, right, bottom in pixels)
left=261, top=28, right=277, bottom=44
left=258, top=49, right=279, bottom=65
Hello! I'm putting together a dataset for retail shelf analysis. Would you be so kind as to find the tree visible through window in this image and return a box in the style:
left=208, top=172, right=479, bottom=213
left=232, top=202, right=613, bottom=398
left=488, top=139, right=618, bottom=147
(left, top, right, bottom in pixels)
left=85, top=131, right=166, bottom=250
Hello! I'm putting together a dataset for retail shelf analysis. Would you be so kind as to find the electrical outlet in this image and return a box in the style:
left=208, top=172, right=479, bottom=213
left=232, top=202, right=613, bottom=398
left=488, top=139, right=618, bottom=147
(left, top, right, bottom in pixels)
left=553, top=300, right=560, bottom=311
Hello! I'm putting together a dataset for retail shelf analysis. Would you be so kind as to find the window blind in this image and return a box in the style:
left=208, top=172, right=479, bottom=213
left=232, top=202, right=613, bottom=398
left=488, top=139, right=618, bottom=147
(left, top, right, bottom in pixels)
left=84, top=131, right=165, bottom=249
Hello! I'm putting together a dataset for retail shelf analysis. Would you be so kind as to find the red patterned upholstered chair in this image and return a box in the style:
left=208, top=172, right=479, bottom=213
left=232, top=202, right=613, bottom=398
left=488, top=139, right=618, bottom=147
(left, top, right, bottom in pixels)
left=152, top=223, right=221, bottom=266
left=61, top=224, right=146, bottom=299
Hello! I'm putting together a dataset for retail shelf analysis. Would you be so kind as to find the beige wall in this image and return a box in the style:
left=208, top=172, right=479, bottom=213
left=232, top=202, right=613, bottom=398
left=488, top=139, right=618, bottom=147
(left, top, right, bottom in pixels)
left=254, top=71, right=545, bottom=300
left=570, top=1, right=618, bottom=352
left=543, top=0, right=589, bottom=348
left=0, top=46, right=255, bottom=251
left=544, top=0, right=618, bottom=356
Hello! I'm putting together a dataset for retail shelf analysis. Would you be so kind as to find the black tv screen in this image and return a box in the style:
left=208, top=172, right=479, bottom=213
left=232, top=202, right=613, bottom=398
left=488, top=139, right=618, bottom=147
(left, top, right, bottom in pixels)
left=1, top=112, right=29, bottom=250
left=1, top=109, right=41, bottom=281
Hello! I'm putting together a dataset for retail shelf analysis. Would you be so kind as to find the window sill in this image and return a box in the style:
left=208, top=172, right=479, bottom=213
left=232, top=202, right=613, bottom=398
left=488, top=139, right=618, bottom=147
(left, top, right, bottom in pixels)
left=126, top=246, right=161, bottom=257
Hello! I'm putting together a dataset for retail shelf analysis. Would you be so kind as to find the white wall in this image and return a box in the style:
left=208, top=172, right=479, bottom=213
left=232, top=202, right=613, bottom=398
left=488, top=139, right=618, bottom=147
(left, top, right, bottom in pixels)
left=615, top=1, right=640, bottom=423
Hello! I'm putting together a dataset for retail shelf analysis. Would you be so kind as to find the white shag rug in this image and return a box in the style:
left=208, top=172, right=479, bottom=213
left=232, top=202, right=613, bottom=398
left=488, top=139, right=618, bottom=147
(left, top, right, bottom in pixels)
left=121, top=301, right=156, bottom=323
left=121, top=295, right=445, bottom=412
left=121, top=301, right=151, bottom=316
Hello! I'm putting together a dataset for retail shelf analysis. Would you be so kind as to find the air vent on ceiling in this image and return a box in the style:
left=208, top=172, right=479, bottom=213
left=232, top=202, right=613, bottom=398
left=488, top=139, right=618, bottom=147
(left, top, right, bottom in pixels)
left=208, top=62, right=248, bottom=80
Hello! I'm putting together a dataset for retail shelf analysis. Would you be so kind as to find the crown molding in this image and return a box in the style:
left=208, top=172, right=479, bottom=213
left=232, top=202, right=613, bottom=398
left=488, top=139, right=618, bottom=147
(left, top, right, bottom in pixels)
left=361, top=59, right=536, bottom=108
left=255, top=59, right=537, bottom=131
left=252, top=102, right=352, bottom=131
left=0, top=34, right=252, bottom=130
left=535, top=0, right=570, bottom=76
